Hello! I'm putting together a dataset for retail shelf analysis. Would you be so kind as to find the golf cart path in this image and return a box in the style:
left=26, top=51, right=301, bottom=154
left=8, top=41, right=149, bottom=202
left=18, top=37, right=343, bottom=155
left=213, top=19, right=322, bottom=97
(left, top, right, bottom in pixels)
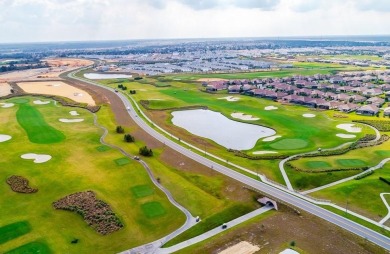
left=379, top=193, right=390, bottom=225
left=301, top=158, right=390, bottom=195
left=92, top=113, right=198, bottom=251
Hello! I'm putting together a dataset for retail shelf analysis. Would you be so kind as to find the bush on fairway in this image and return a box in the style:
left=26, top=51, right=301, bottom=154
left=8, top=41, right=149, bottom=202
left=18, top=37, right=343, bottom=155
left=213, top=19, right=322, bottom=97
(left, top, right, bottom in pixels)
left=139, top=146, right=153, bottom=157
left=16, top=104, right=65, bottom=144
left=141, top=202, right=166, bottom=218
left=0, top=221, right=31, bottom=244
left=4, top=241, right=52, bottom=254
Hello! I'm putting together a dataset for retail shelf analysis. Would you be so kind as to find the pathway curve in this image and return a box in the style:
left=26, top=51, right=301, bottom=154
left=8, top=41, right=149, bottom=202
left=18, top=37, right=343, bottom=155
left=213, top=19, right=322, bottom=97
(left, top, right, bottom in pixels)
left=92, top=113, right=197, bottom=252
left=379, top=193, right=390, bottom=225
left=301, top=158, right=390, bottom=195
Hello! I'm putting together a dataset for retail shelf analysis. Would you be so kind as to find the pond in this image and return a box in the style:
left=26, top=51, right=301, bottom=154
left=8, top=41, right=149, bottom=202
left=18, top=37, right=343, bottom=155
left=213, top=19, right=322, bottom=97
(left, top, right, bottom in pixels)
left=171, top=109, right=275, bottom=150
left=83, top=73, right=132, bottom=80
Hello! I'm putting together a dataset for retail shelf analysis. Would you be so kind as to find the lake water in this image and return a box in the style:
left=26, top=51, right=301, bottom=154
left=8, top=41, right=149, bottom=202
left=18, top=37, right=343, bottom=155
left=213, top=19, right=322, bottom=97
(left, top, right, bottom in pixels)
left=171, top=109, right=275, bottom=150
left=84, top=73, right=132, bottom=80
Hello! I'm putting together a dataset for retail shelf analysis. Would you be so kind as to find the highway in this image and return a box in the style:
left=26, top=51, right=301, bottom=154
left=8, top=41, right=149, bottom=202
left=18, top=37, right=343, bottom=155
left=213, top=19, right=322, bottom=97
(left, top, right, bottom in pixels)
left=68, top=70, right=390, bottom=251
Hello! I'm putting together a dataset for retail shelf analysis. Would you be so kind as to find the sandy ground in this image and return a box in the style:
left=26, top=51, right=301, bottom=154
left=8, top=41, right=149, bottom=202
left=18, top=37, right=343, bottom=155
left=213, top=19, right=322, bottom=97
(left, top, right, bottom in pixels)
left=264, top=106, right=278, bottom=110
left=59, top=118, right=84, bottom=123
left=0, top=83, right=12, bottom=96
left=231, top=113, right=259, bottom=121
left=336, top=133, right=356, bottom=139
left=0, top=58, right=93, bottom=81
left=0, top=134, right=12, bottom=142
left=198, top=78, right=228, bottom=82
left=21, top=153, right=51, bottom=163
left=219, top=96, right=240, bottom=102
left=280, top=249, right=299, bottom=254
left=218, top=241, right=259, bottom=254
left=0, top=103, right=14, bottom=108
left=262, top=135, right=281, bottom=142
left=337, top=124, right=362, bottom=133
left=33, top=99, right=51, bottom=105
left=69, top=111, right=80, bottom=116
left=17, top=81, right=96, bottom=105
left=302, top=113, right=316, bottom=118
left=252, top=151, right=278, bottom=155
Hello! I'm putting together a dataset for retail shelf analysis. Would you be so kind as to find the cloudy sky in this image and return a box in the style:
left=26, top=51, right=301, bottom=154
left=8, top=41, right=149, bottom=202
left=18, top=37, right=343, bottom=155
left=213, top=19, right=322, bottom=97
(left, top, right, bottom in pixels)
left=0, top=0, right=389, bottom=43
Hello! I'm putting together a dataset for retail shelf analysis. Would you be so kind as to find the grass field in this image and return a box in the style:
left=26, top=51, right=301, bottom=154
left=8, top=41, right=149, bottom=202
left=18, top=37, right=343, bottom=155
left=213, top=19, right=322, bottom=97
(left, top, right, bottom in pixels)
left=305, top=161, right=332, bottom=169
left=5, top=241, right=52, bottom=254
left=114, top=157, right=131, bottom=166
left=16, top=103, right=65, bottom=144
left=0, top=221, right=31, bottom=244
left=336, top=159, right=367, bottom=167
left=131, top=185, right=154, bottom=198
left=141, top=202, right=167, bottom=218
left=0, top=97, right=186, bottom=253
left=96, top=145, right=111, bottom=152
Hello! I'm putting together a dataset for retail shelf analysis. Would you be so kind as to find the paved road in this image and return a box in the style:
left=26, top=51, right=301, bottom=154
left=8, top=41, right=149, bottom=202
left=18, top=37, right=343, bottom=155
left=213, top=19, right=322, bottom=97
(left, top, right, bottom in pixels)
left=68, top=70, right=390, bottom=251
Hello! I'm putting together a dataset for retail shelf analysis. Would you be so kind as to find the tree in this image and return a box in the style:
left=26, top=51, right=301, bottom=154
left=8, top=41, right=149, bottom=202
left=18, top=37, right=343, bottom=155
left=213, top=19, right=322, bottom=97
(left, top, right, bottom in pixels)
left=124, top=134, right=134, bottom=142
left=116, top=126, right=124, bottom=134
left=139, top=146, right=153, bottom=156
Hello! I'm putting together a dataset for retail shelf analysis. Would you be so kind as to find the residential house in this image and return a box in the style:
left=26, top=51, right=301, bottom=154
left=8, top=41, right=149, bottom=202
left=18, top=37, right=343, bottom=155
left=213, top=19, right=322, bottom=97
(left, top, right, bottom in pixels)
left=356, top=105, right=379, bottom=115
left=352, top=95, right=367, bottom=103
left=384, top=107, right=390, bottom=116
left=366, top=97, right=385, bottom=107
left=318, top=101, right=343, bottom=110
left=338, top=103, right=359, bottom=113
left=228, top=85, right=241, bottom=93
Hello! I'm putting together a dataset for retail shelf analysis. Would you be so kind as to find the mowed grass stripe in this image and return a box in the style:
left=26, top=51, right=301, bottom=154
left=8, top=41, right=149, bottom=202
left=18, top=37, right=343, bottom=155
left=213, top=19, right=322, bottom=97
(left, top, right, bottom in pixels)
left=0, top=221, right=31, bottom=244
left=16, top=104, right=65, bottom=144
left=5, top=241, right=52, bottom=254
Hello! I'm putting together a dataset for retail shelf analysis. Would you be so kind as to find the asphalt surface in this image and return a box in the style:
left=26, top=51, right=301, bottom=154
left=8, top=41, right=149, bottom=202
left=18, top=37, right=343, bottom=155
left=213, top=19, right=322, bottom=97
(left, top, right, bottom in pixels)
left=68, top=70, right=390, bottom=251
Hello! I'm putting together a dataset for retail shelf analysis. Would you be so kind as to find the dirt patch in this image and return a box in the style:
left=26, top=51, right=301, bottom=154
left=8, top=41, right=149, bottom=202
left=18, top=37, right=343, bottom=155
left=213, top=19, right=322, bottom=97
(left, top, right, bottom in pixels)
left=218, top=241, right=259, bottom=254
left=187, top=205, right=387, bottom=254
left=0, top=82, right=12, bottom=96
left=53, top=191, right=123, bottom=235
left=6, top=175, right=38, bottom=194
left=43, top=58, right=93, bottom=68
left=17, top=81, right=96, bottom=105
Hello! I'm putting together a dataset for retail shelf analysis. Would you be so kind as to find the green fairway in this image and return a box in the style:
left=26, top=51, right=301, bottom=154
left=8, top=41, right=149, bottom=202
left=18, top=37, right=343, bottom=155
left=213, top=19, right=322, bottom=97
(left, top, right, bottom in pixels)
left=375, top=150, right=390, bottom=156
left=141, top=202, right=166, bottom=218
left=131, top=185, right=154, bottom=198
left=305, top=161, right=332, bottom=169
left=270, top=139, right=308, bottom=150
left=96, top=145, right=111, bottom=152
left=7, top=98, right=29, bottom=104
left=114, top=157, right=131, bottom=166
left=5, top=241, right=51, bottom=254
left=336, top=159, right=367, bottom=167
left=0, top=221, right=31, bottom=244
left=16, top=104, right=65, bottom=144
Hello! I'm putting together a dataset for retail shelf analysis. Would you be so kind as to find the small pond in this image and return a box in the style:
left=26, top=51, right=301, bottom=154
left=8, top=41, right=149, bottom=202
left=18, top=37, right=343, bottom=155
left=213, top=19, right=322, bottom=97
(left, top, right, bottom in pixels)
left=171, top=109, right=275, bottom=150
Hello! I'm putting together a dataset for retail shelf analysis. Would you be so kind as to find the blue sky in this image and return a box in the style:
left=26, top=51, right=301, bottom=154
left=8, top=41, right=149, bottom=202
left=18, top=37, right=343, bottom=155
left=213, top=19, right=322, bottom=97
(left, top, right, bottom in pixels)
left=0, top=0, right=389, bottom=43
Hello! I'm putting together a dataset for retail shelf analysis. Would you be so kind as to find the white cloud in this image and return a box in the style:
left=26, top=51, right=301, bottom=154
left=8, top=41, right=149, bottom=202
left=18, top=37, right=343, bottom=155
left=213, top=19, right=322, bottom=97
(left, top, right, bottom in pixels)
left=0, top=0, right=389, bottom=43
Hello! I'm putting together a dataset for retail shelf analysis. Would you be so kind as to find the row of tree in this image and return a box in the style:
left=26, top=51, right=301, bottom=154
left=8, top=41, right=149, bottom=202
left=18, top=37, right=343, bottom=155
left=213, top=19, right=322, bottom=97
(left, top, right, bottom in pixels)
left=116, top=126, right=153, bottom=156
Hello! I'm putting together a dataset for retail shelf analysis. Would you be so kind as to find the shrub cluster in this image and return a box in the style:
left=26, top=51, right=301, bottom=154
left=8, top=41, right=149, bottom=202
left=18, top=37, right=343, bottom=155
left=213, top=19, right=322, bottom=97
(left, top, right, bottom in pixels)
left=53, top=191, right=123, bottom=235
left=287, top=162, right=368, bottom=173
left=124, top=134, right=135, bottom=142
left=139, top=146, right=153, bottom=157
left=116, top=126, right=125, bottom=134
left=353, top=120, right=390, bottom=132
left=354, top=170, right=374, bottom=180
left=6, top=175, right=38, bottom=194
left=129, top=90, right=136, bottom=94
left=117, top=84, right=127, bottom=90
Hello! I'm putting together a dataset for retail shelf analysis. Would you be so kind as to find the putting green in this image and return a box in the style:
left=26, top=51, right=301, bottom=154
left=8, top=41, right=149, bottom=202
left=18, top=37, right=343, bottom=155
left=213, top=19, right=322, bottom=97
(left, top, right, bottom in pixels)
left=96, top=145, right=111, bottom=152
left=131, top=185, right=154, bottom=198
left=305, top=161, right=332, bottom=169
left=0, top=221, right=31, bottom=244
left=114, top=157, right=131, bottom=166
left=5, top=241, right=51, bottom=254
left=16, top=104, right=65, bottom=144
left=270, top=139, right=308, bottom=150
left=7, top=98, right=29, bottom=104
left=336, top=159, right=367, bottom=167
left=141, top=202, right=166, bottom=218
left=375, top=150, right=390, bottom=156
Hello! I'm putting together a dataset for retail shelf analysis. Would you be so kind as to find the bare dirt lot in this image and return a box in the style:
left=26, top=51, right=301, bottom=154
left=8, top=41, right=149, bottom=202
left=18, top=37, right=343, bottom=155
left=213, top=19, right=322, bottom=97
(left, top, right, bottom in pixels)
left=0, top=82, right=11, bottom=96
left=180, top=205, right=388, bottom=254
left=17, top=81, right=96, bottom=105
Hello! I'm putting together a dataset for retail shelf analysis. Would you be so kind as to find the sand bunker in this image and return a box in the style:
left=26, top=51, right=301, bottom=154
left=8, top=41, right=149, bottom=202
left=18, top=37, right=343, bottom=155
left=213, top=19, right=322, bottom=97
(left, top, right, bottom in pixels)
left=263, top=135, right=282, bottom=142
left=0, top=134, right=12, bottom=142
left=279, top=249, right=300, bottom=254
left=17, top=81, right=96, bottom=106
left=69, top=110, right=80, bottom=116
left=0, top=83, right=12, bottom=96
left=252, top=151, right=278, bottom=155
left=218, top=96, right=240, bottom=102
left=0, top=103, right=14, bottom=108
left=21, top=153, right=52, bottom=163
left=303, top=113, right=316, bottom=118
left=59, top=118, right=84, bottom=123
left=33, top=99, right=51, bottom=105
left=336, top=133, right=356, bottom=139
left=218, top=241, right=260, bottom=254
left=337, top=124, right=361, bottom=133
left=264, top=106, right=278, bottom=110
left=231, top=113, right=259, bottom=121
